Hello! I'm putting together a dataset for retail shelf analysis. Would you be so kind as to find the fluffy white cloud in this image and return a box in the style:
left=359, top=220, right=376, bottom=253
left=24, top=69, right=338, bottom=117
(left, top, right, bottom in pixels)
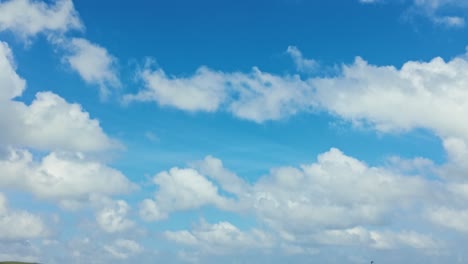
left=0, top=41, right=136, bottom=240
left=125, top=66, right=227, bottom=112
left=139, top=167, right=232, bottom=221
left=226, top=68, right=311, bottom=122
left=96, top=199, right=134, bottom=233
left=311, top=55, right=468, bottom=141
left=435, top=137, right=468, bottom=182
left=126, top=65, right=311, bottom=122
left=142, top=148, right=432, bottom=251
left=310, top=52, right=468, bottom=184
left=165, top=220, right=274, bottom=254
left=0, top=0, right=82, bottom=39
left=0, top=193, right=48, bottom=240
left=0, top=42, right=25, bottom=100
left=286, top=46, right=318, bottom=73
left=0, top=41, right=118, bottom=152
left=63, top=38, right=120, bottom=98
left=104, top=239, right=143, bottom=259
left=127, top=46, right=468, bottom=132
left=0, top=92, right=119, bottom=152
left=0, top=148, right=135, bottom=204
left=250, top=148, right=427, bottom=236
left=191, top=155, right=250, bottom=197
left=132, top=46, right=468, bottom=253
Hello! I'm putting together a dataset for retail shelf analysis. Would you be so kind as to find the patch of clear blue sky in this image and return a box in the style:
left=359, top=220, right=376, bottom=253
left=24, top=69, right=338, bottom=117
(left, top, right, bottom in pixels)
left=2, top=0, right=465, bottom=234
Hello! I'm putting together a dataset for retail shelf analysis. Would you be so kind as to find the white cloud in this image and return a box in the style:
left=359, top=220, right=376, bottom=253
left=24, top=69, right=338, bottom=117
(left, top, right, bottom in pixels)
left=0, top=41, right=118, bottom=152
left=0, top=92, right=119, bottom=152
left=142, top=148, right=468, bottom=255
left=125, top=65, right=311, bottom=122
left=104, top=239, right=143, bottom=259
left=250, top=148, right=427, bottom=235
left=227, top=68, right=311, bottom=122
left=139, top=199, right=164, bottom=222
left=96, top=199, right=135, bottom=233
left=125, top=66, right=227, bottom=112
left=132, top=46, right=468, bottom=251
left=427, top=207, right=468, bottom=233
left=311, top=55, right=468, bottom=141
left=191, top=155, right=251, bottom=197
left=0, top=40, right=136, bottom=228
left=63, top=38, right=121, bottom=98
left=0, top=0, right=82, bottom=39
left=139, top=167, right=232, bottom=221
left=165, top=220, right=274, bottom=254
left=127, top=46, right=468, bottom=131
left=315, top=227, right=440, bottom=250
left=0, top=42, right=25, bottom=100
left=0, top=148, right=135, bottom=204
left=286, top=46, right=318, bottom=73
left=309, top=52, right=468, bottom=184
left=0, top=192, right=48, bottom=240
left=143, top=148, right=429, bottom=248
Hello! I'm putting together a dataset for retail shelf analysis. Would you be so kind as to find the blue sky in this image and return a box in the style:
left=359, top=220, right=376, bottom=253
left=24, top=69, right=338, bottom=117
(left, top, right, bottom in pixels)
left=1, top=0, right=468, bottom=263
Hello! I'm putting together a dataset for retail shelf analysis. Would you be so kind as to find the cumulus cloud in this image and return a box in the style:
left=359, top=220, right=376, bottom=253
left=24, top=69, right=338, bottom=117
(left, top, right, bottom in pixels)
left=125, top=66, right=227, bottom=112
left=0, top=148, right=135, bottom=205
left=132, top=51, right=468, bottom=250
left=0, top=0, right=82, bottom=39
left=0, top=92, right=119, bottom=152
left=139, top=167, right=233, bottom=221
left=0, top=41, right=118, bottom=152
left=165, top=220, right=274, bottom=254
left=126, top=44, right=468, bottom=138
left=227, top=68, right=311, bottom=122
left=0, top=0, right=120, bottom=98
left=309, top=52, right=468, bottom=185
left=96, top=199, right=134, bottom=233
left=126, top=46, right=468, bottom=129
left=104, top=239, right=143, bottom=259
left=0, top=41, right=134, bottom=207
left=63, top=38, right=121, bottom=98
left=0, top=42, right=25, bottom=100
left=311, top=55, right=468, bottom=141
left=191, top=155, right=251, bottom=197
left=141, top=148, right=436, bottom=252
left=249, top=148, right=428, bottom=236
left=0, top=193, right=48, bottom=240
left=125, top=65, right=311, bottom=122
